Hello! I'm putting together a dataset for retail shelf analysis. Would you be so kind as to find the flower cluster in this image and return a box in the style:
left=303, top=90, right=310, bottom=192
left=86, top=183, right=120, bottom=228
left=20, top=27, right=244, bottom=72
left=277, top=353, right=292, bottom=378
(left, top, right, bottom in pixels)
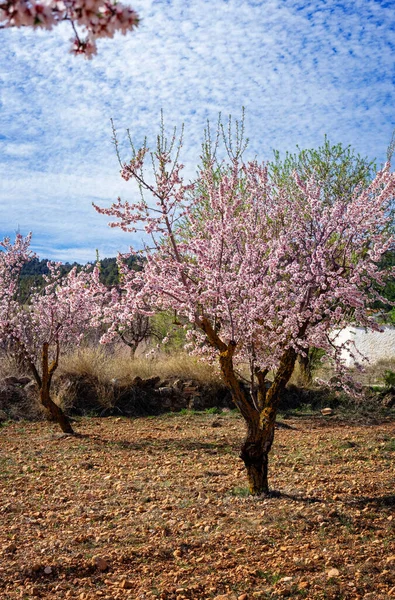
left=0, top=0, right=139, bottom=57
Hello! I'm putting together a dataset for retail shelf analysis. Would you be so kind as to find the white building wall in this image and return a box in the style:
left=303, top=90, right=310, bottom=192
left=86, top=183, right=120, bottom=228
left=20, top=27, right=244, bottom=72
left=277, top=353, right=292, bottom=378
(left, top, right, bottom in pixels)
left=333, top=326, right=395, bottom=367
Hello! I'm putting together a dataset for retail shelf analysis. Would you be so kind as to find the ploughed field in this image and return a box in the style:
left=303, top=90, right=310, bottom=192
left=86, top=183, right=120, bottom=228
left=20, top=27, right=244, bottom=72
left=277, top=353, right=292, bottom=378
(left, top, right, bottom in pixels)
left=0, top=413, right=394, bottom=600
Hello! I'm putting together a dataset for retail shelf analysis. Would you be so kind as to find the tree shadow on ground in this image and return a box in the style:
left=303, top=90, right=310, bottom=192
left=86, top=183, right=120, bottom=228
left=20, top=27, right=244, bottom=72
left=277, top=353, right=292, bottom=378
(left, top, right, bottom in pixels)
left=271, top=492, right=395, bottom=508
left=83, top=434, right=239, bottom=453
left=266, top=490, right=323, bottom=503
left=347, top=494, right=395, bottom=508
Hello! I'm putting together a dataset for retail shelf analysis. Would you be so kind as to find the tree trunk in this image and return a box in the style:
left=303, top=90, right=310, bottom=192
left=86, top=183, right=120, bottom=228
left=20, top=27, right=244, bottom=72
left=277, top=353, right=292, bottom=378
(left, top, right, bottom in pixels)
left=214, top=337, right=275, bottom=495
left=296, top=352, right=312, bottom=385
left=197, top=317, right=298, bottom=496
left=240, top=418, right=275, bottom=495
left=129, top=343, right=138, bottom=360
left=40, top=386, right=74, bottom=434
left=38, top=342, right=74, bottom=434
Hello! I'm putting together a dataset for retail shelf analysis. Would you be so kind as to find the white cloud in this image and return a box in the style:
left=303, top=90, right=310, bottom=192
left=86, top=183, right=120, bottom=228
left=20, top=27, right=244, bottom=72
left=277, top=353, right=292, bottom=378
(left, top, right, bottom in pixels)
left=0, top=0, right=394, bottom=261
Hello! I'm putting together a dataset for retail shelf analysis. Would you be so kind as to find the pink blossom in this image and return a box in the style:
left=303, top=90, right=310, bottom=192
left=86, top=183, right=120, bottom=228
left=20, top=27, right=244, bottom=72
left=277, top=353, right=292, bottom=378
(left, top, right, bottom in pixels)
left=0, top=0, right=139, bottom=57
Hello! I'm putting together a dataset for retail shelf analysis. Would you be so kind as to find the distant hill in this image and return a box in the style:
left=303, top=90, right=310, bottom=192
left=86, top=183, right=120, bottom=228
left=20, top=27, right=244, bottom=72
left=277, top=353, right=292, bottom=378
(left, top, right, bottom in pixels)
left=19, top=255, right=142, bottom=300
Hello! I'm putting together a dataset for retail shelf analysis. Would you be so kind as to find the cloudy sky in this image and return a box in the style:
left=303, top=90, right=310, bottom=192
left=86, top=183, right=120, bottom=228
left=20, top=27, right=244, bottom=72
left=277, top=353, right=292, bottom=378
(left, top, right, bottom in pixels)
left=0, top=0, right=394, bottom=262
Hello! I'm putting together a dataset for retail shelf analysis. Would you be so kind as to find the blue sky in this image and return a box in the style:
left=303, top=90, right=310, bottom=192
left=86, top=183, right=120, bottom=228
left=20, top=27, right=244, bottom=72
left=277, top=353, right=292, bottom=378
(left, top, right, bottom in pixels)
left=0, top=0, right=394, bottom=262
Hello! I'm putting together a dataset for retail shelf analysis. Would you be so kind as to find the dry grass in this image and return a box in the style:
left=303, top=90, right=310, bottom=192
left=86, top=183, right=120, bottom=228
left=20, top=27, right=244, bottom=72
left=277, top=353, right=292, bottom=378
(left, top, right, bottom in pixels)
left=58, top=346, right=220, bottom=386
left=0, top=352, right=29, bottom=381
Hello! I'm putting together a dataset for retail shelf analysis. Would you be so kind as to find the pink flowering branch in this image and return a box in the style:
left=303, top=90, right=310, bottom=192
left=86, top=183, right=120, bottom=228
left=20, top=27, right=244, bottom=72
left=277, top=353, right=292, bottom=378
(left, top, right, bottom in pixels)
left=0, top=0, right=139, bottom=57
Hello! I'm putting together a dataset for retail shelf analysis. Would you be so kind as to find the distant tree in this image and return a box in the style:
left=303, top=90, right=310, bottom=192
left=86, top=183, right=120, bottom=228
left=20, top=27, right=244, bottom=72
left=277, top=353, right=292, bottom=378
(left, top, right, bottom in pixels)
left=376, top=250, right=395, bottom=312
left=0, top=234, right=107, bottom=433
left=0, top=0, right=139, bottom=57
left=95, top=118, right=395, bottom=495
left=19, top=257, right=78, bottom=302
left=18, top=255, right=141, bottom=299
left=98, top=255, right=159, bottom=356
left=97, top=254, right=142, bottom=286
left=270, top=136, right=376, bottom=205
left=96, top=256, right=120, bottom=287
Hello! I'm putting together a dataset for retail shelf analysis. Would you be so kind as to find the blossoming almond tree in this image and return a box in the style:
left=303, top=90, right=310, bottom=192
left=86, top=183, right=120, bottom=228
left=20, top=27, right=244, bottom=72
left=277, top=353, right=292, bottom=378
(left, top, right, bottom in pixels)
left=0, top=234, right=107, bottom=433
left=0, top=0, right=139, bottom=57
left=96, top=255, right=159, bottom=356
left=95, top=121, right=395, bottom=495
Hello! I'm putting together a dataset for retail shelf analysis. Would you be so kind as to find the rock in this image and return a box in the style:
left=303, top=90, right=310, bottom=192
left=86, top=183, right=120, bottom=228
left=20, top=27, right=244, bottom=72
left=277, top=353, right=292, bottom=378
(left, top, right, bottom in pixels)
left=321, top=407, right=334, bottom=416
left=43, top=566, right=53, bottom=575
left=183, top=386, right=199, bottom=395
left=298, top=582, right=309, bottom=589
left=18, top=377, right=32, bottom=386
left=141, top=376, right=161, bottom=388
left=211, top=419, right=222, bottom=428
left=24, top=381, right=38, bottom=392
left=158, top=387, right=173, bottom=396
left=280, top=576, right=293, bottom=583
left=119, top=580, right=134, bottom=589
left=93, top=556, right=109, bottom=571
left=31, top=587, right=40, bottom=597
left=327, top=567, right=339, bottom=578
left=238, top=594, right=248, bottom=600
left=172, top=379, right=183, bottom=390
left=381, top=393, right=395, bottom=408
left=3, top=376, right=21, bottom=386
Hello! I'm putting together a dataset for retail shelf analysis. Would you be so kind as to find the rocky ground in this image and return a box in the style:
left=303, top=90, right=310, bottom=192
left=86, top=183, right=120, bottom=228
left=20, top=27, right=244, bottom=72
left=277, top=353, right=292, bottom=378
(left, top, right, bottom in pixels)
left=0, top=413, right=394, bottom=600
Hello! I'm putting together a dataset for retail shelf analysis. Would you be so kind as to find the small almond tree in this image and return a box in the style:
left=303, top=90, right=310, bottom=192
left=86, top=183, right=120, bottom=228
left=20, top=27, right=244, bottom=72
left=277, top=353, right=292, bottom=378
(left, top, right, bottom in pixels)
left=95, top=119, right=395, bottom=495
left=98, top=256, right=159, bottom=357
left=0, top=0, right=139, bottom=57
left=0, top=234, right=107, bottom=433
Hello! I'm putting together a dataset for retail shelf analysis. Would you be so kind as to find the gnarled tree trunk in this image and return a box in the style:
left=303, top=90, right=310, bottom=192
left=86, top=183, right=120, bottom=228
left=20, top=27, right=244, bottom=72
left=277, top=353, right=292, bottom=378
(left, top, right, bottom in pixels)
left=240, top=415, right=274, bottom=495
left=40, top=386, right=74, bottom=434
left=30, top=342, right=74, bottom=434
left=199, top=317, right=298, bottom=495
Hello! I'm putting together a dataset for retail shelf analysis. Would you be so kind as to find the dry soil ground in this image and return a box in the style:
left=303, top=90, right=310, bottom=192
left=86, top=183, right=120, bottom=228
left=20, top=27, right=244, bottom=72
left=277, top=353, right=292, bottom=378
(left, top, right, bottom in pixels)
left=0, top=412, right=394, bottom=600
